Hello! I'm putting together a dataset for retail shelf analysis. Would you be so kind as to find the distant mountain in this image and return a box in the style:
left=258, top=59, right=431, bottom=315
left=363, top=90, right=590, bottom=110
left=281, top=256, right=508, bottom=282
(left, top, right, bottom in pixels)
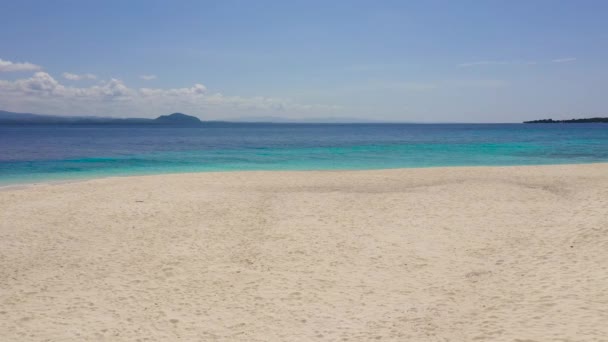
left=0, top=110, right=203, bottom=126
left=155, top=113, right=203, bottom=125
left=0, top=110, right=406, bottom=125
left=0, top=109, right=429, bottom=125
left=524, top=117, right=608, bottom=123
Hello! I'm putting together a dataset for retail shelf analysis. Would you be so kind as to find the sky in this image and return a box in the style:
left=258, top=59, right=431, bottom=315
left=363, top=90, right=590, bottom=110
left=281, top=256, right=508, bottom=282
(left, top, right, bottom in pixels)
left=1, top=0, right=607, bottom=123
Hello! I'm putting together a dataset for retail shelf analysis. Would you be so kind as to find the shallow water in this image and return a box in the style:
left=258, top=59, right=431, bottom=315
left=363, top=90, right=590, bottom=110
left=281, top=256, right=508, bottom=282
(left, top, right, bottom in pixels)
left=1, top=123, right=607, bottom=185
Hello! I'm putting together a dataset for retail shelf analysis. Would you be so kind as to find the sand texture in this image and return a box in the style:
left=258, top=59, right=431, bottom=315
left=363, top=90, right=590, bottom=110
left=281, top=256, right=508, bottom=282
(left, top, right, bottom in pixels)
left=1, top=164, right=608, bottom=341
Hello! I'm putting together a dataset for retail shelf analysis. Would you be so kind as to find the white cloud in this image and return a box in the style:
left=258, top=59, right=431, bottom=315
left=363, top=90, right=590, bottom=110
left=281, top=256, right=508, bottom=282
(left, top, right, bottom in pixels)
left=0, top=58, right=42, bottom=72
left=140, top=83, right=207, bottom=97
left=140, top=74, right=157, bottom=81
left=552, top=57, right=576, bottom=63
left=0, top=72, right=132, bottom=100
left=0, top=72, right=338, bottom=119
left=62, top=72, right=97, bottom=80
left=0, top=72, right=62, bottom=95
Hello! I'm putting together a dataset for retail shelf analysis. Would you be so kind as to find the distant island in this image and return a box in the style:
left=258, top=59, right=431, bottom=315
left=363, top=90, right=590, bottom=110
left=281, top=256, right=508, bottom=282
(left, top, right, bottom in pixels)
left=0, top=110, right=203, bottom=126
left=524, top=117, right=608, bottom=124
left=154, top=113, right=203, bottom=125
left=0, top=110, right=392, bottom=125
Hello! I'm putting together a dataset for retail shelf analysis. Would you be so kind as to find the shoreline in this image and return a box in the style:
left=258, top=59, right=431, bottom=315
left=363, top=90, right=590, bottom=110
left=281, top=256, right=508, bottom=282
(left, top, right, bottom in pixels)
left=2, top=161, right=608, bottom=191
left=1, top=163, right=607, bottom=340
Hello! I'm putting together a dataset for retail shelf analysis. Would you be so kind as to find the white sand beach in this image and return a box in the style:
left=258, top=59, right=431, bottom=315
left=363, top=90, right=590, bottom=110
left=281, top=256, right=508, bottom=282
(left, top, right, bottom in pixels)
left=1, top=164, right=607, bottom=341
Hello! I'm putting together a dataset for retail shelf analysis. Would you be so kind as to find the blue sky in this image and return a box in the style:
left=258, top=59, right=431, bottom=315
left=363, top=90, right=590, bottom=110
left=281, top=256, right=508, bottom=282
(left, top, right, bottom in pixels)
left=1, top=0, right=607, bottom=122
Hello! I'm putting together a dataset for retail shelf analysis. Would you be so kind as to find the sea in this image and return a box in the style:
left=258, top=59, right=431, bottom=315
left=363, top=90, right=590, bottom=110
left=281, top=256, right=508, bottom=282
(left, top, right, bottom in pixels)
left=1, top=123, right=607, bottom=186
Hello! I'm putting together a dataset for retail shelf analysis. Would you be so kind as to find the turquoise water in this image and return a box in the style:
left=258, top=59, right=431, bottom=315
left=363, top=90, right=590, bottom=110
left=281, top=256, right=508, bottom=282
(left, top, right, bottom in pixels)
left=1, top=123, right=607, bottom=185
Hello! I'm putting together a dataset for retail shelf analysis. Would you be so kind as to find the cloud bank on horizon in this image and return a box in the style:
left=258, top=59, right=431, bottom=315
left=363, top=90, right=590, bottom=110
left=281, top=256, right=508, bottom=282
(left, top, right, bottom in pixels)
left=0, top=1, right=606, bottom=122
left=0, top=58, right=339, bottom=120
left=0, top=58, right=42, bottom=73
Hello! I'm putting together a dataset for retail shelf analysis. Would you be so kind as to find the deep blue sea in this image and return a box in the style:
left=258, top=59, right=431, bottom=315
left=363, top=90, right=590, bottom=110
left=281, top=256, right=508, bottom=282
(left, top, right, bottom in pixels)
left=1, top=123, right=607, bottom=185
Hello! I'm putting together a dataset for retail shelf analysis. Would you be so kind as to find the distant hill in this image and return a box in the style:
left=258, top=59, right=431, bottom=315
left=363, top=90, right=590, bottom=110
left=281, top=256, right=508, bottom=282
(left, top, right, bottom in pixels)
left=524, top=117, right=608, bottom=124
left=0, top=110, right=203, bottom=126
left=155, top=113, right=203, bottom=125
left=0, top=110, right=407, bottom=125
